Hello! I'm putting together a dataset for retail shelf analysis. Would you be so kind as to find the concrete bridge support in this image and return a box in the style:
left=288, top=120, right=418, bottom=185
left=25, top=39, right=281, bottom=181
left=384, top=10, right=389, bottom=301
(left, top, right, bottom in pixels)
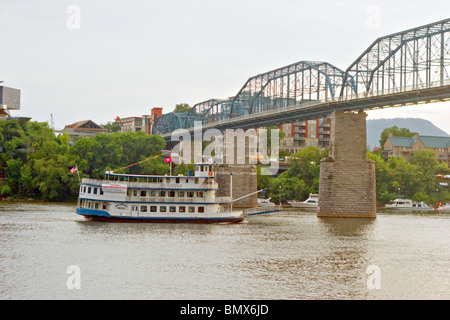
left=180, top=129, right=258, bottom=208
left=215, top=164, right=257, bottom=208
left=318, top=111, right=376, bottom=218
left=214, top=130, right=258, bottom=208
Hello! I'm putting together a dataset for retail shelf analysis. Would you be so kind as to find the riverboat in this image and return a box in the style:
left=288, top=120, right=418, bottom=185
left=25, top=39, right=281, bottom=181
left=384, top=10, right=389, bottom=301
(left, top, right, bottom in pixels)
left=76, top=163, right=245, bottom=223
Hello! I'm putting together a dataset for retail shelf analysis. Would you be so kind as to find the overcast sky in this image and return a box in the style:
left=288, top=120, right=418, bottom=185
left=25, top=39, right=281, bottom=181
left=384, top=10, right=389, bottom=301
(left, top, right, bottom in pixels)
left=1, top=0, right=449, bottom=134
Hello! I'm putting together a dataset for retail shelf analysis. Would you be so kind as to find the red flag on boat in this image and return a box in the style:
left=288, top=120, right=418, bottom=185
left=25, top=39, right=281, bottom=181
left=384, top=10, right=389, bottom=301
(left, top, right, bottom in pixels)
left=164, top=157, right=172, bottom=163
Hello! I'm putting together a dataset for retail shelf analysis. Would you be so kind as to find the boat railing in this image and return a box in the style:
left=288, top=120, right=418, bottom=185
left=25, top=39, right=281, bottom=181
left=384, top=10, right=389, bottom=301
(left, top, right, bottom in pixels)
left=127, top=197, right=210, bottom=203
left=81, top=178, right=217, bottom=190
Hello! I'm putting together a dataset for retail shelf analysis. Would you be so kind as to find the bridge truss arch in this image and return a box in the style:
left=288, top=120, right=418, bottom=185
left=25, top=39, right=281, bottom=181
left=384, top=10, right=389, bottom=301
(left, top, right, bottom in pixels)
left=341, top=18, right=450, bottom=97
left=151, top=112, right=193, bottom=135
left=229, top=61, right=355, bottom=117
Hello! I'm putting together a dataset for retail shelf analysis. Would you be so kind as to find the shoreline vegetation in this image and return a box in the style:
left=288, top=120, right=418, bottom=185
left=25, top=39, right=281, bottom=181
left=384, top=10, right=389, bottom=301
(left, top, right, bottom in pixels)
left=1, top=119, right=449, bottom=205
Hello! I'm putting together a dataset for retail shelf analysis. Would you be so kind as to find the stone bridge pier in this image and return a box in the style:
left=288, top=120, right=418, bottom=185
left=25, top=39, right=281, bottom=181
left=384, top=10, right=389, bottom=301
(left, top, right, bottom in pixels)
left=183, top=129, right=258, bottom=208
left=318, top=111, right=377, bottom=218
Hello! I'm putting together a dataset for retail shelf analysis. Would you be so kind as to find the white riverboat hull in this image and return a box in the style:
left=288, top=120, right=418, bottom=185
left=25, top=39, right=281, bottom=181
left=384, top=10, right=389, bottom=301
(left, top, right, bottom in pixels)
left=76, top=207, right=245, bottom=223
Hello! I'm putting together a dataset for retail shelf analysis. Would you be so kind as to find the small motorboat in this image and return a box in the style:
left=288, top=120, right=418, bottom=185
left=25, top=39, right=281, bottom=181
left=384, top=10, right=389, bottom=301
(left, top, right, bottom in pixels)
left=257, top=197, right=275, bottom=207
left=437, top=203, right=450, bottom=212
left=288, top=193, right=318, bottom=208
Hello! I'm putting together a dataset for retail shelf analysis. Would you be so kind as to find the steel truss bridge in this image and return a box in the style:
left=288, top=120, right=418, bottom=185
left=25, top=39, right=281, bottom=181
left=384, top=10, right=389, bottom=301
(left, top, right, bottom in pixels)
left=153, top=18, right=450, bottom=138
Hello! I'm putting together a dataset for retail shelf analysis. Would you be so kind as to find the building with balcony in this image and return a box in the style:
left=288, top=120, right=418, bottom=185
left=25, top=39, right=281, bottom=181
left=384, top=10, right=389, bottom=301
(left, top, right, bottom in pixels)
left=280, top=117, right=331, bottom=154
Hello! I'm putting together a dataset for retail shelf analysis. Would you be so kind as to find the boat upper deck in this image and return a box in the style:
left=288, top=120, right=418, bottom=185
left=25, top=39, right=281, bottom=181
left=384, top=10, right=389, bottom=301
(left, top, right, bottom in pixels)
left=82, top=175, right=218, bottom=191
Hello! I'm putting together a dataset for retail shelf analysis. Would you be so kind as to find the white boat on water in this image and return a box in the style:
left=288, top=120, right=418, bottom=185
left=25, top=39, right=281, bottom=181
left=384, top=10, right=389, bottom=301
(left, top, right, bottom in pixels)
left=384, top=199, right=434, bottom=211
left=437, top=203, right=450, bottom=212
left=257, top=197, right=275, bottom=207
left=76, top=163, right=246, bottom=223
left=288, top=193, right=318, bottom=208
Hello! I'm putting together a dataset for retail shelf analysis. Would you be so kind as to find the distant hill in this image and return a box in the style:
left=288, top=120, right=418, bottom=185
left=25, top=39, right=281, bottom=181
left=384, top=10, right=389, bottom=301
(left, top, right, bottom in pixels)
left=367, top=118, right=449, bottom=148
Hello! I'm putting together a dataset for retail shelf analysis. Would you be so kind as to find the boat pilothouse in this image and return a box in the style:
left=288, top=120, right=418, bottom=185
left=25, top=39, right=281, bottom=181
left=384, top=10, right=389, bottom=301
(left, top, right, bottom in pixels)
left=76, top=163, right=245, bottom=223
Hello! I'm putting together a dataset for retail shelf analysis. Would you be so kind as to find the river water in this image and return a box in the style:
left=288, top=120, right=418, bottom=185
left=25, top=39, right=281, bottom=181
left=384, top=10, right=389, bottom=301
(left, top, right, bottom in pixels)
left=0, top=201, right=448, bottom=300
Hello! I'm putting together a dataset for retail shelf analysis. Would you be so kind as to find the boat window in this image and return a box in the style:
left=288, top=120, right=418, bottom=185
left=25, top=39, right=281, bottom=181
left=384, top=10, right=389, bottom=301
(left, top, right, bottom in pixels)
left=160, top=191, right=166, bottom=197
left=169, top=206, right=176, bottom=213
left=160, top=206, right=166, bottom=212
left=187, top=191, right=194, bottom=198
left=166, top=178, right=171, bottom=183
left=169, top=191, right=176, bottom=197
left=176, top=178, right=180, bottom=184
left=179, top=206, right=186, bottom=213
left=93, top=188, right=98, bottom=195
left=195, top=178, right=199, bottom=184
left=133, top=190, right=138, bottom=197
left=150, top=190, right=157, bottom=197
left=102, top=204, right=107, bottom=210
left=94, top=202, right=99, bottom=210
left=141, top=190, right=146, bottom=197
left=140, top=206, right=147, bottom=213
left=179, top=191, right=185, bottom=197
left=88, top=187, right=91, bottom=193
left=188, top=206, right=195, bottom=213
left=198, top=206, right=205, bottom=213
left=100, top=188, right=103, bottom=195
left=195, top=166, right=199, bottom=171
left=150, top=206, right=157, bottom=212
left=198, top=191, right=204, bottom=197
left=83, top=186, right=86, bottom=193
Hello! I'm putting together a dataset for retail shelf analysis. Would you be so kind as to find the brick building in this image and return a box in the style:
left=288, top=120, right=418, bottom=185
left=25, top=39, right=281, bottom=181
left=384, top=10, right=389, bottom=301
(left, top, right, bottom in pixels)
left=116, top=107, right=163, bottom=134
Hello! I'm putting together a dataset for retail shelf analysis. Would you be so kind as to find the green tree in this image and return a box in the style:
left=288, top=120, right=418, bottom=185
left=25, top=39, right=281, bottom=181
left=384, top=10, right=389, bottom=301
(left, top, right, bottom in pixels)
left=410, top=149, right=438, bottom=174
left=174, top=103, right=192, bottom=113
left=102, top=121, right=122, bottom=132
left=368, top=151, right=395, bottom=205
left=268, top=173, right=306, bottom=203
left=286, top=146, right=328, bottom=196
